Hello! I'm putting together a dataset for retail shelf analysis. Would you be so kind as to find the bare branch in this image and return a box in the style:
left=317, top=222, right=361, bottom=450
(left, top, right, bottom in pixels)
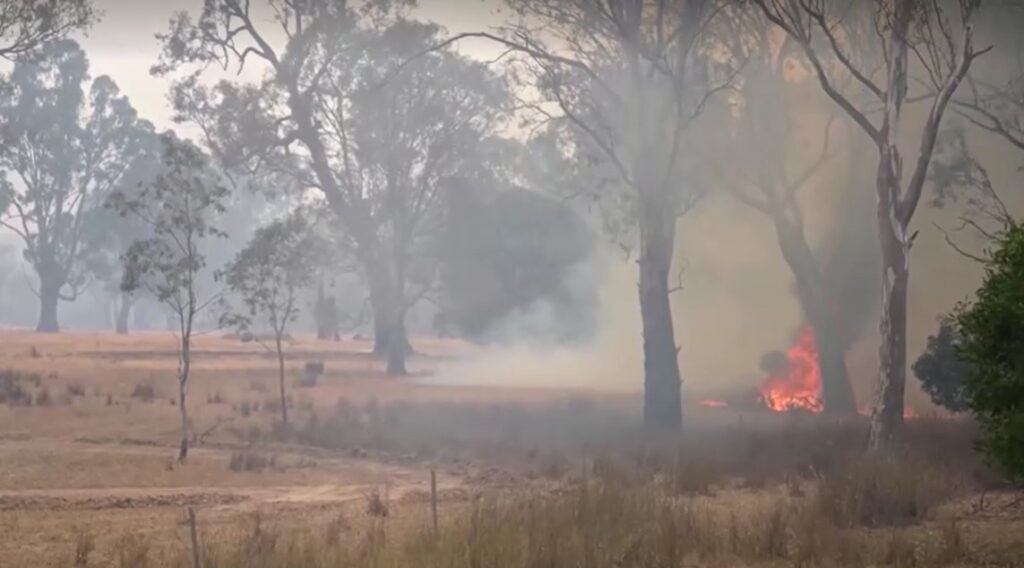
left=800, top=0, right=884, bottom=100
left=900, top=29, right=991, bottom=225
left=376, top=31, right=623, bottom=107
left=934, top=221, right=991, bottom=264
left=752, top=0, right=882, bottom=144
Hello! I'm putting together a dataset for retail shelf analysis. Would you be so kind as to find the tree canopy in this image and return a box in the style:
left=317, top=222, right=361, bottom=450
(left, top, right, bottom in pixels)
left=0, top=0, right=94, bottom=59
left=0, top=39, right=152, bottom=331
left=913, top=316, right=972, bottom=413
left=955, top=221, right=1024, bottom=479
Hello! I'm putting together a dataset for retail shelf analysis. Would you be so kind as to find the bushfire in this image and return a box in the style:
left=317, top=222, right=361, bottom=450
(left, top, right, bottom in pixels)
left=758, top=327, right=824, bottom=413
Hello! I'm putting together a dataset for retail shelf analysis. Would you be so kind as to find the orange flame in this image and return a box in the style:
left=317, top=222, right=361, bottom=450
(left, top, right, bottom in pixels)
left=759, top=327, right=823, bottom=413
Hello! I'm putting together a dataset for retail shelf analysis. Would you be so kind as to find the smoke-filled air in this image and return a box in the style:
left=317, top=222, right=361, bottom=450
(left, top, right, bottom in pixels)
left=1, top=0, right=1023, bottom=565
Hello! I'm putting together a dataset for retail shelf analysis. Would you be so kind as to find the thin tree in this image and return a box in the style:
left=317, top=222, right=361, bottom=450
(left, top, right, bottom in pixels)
left=110, top=133, right=229, bottom=462
left=0, top=40, right=149, bottom=332
left=753, top=0, right=991, bottom=449
left=220, top=213, right=323, bottom=427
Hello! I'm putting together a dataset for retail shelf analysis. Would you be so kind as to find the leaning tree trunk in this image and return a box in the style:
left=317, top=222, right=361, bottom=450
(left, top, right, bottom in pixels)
left=868, top=174, right=910, bottom=450
left=638, top=202, right=683, bottom=429
left=115, top=291, right=133, bottom=335
left=774, top=221, right=857, bottom=415
left=36, top=270, right=61, bottom=333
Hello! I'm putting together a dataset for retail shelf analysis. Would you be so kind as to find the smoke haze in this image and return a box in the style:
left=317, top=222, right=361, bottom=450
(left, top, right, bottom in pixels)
left=2, top=0, right=1023, bottom=412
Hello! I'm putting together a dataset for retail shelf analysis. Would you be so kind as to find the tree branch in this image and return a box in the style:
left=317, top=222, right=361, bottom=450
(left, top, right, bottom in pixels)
left=900, top=31, right=991, bottom=225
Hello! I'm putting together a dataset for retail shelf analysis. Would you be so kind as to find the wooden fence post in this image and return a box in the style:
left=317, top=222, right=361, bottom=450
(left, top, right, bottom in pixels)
left=430, top=469, right=439, bottom=536
left=186, top=507, right=201, bottom=568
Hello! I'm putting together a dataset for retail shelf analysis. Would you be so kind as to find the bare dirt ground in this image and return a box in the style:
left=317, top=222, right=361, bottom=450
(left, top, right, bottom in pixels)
left=0, top=331, right=585, bottom=566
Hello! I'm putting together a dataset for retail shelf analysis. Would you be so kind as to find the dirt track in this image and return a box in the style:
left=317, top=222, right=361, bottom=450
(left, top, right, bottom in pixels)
left=0, top=438, right=465, bottom=511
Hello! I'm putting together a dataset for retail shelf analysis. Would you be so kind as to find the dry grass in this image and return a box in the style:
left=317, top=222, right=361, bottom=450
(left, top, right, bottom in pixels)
left=0, top=331, right=1020, bottom=567
left=43, top=408, right=1024, bottom=567
left=227, top=450, right=276, bottom=473
left=100, top=476, right=1023, bottom=568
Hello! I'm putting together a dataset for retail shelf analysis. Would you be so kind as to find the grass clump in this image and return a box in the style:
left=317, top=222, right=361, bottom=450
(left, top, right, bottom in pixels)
left=0, top=369, right=35, bottom=405
left=228, top=450, right=276, bottom=473
left=130, top=383, right=155, bottom=403
left=816, top=452, right=968, bottom=527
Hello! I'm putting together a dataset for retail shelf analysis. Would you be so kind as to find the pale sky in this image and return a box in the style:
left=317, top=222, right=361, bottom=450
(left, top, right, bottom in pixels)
left=77, top=0, right=510, bottom=131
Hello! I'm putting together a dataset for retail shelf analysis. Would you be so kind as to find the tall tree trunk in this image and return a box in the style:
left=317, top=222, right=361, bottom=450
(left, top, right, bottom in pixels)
left=370, top=287, right=412, bottom=358
left=115, top=291, right=133, bottom=335
left=36, top=271, right=61, bottom=333
left=811, top=318, right=856, bottom=414
left=275, top=334, right=288, bottom=426
left=367, top=258, right=409, bottom=375
left=314, top=283, right=337, bottom=340
left=371, top=293, right=391, bottom=355
left=868, top=1, right=912, bottom=451
left=774, top=221, right=857, bottom=415
left=178, top=333, right=191, bottom=463
left=868, top=176, right=910, bottom=450
left=386, top=316, right=408, bottom=375
left=638, top=204, right=682, bottom=429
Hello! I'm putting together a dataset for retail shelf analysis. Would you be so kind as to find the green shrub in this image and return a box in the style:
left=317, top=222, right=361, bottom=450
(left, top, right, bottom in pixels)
left=955, top=222, right=1024, bottom=480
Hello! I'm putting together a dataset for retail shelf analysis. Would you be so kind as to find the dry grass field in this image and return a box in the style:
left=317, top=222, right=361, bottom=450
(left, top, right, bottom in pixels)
left=0, top=330, right=1021, bottom=567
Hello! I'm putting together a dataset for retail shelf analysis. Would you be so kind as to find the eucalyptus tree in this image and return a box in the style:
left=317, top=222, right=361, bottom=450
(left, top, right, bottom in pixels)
left=155, top=5, right=510, bottom=375
left=0, top=0, right=94, bottom=59
left=0, top=40, right=151, bottom=332
left=713, top=11, right=868, bottom=415
left=110, top=133, right=230, bottom=463
left=221, top=212, right=326, bottom=426
left=754, top=0, right=991, bottom=449
left=423, top=0, right=733, bottom=428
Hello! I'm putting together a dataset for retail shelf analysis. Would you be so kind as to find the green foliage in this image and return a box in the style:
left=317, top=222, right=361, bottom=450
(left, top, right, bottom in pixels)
left=156, top=6, right=515, bottom=345
left=0, top=40, right=151, bottom=305
left=220, top=211, right=325, bottom=338
left=0, top=1, right=94, bottom=59
left=109, top=132, right=228, bottom=313
left=955, top=222, right=1024, bottom=480
left=912, top=316, right=972, bottom=412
